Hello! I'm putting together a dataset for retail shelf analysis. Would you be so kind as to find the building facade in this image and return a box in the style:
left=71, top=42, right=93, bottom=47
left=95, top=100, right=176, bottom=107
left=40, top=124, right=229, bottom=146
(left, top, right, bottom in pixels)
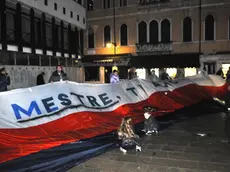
left=85, top=0, right=230, bottom=82
left=0, top=0, right=86, bottom=88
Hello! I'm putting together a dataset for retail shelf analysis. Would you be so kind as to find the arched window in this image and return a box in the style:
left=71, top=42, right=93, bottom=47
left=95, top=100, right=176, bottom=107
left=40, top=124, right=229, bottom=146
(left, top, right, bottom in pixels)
left=120, top=24, right=128, bottom=46
left=161, top=19, right=171, bottom=43
left=205, top=15, right=214, bottom=41
left=104, top=25, right=111, bottom=46
left=183, top=17, right=192, bottom=42
left=150, top=20, right=158, bottom=44
left=138, top=21, right=147, bottom=44
left=88, top=27, right=94, bottom=48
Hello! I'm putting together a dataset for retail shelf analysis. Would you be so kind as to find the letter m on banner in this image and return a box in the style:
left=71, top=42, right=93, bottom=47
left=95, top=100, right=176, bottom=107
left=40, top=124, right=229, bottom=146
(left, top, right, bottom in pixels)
left=11, top=101, right=42, bottom=120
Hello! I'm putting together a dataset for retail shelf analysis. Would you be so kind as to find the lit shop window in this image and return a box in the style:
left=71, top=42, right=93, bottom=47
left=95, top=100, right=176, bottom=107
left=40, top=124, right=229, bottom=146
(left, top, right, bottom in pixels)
left=136, top=68, right=146, bottom=79
left=166, top=68, right=177, bottom=79
left=222, top=64, right=230, bottom=78
left=184, top=67, right=197, bottom=77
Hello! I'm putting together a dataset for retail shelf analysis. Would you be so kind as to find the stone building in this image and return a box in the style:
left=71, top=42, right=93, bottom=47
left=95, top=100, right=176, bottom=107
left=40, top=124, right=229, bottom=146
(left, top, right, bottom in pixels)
left=0, top=0, right=86, bottom=89
left=84, top=0, right=230, bottom=83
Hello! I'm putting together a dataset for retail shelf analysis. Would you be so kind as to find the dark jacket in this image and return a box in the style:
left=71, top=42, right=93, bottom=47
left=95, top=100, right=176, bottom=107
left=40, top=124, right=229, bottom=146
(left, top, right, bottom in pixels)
left=144, top=116, right=159, bottom=132
left=0, top=73, right=10, bottom=92
left=216, top=69, right=224, bottom=78
left=160, top=72, right=171, bottom=80
left=49, top=71, right=69, bottom=83
left=36, top=74, right=45, bottom=85
left=128, top=71, right=136, bottom=80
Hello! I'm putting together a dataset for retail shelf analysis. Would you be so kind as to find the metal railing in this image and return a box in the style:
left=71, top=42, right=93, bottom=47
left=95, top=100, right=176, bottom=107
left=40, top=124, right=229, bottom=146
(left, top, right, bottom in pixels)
left=6, top=28, right=15, bottom=41
left=136, top=42, right=172, bottom=54
left=139, top=0, right=169, bottom=5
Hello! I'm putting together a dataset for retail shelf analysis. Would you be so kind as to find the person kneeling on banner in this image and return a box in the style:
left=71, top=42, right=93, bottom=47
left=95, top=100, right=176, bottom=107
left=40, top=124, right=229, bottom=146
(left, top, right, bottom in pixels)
left=142, top=107, right=160, bottom=135
left=117, top=117, right=141, bottom=154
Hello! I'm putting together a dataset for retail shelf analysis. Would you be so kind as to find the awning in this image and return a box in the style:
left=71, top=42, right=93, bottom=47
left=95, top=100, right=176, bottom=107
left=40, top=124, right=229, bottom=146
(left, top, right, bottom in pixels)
left=82, top=54, right=131, bottom=63
left=128, top=53, right=201, bottom=68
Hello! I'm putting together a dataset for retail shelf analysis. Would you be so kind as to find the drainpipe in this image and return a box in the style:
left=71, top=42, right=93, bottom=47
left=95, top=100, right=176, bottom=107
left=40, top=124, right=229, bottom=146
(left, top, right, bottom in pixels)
left=113, top=0, right=116, bottom=55
left=199, top=0, right=202, bottom=55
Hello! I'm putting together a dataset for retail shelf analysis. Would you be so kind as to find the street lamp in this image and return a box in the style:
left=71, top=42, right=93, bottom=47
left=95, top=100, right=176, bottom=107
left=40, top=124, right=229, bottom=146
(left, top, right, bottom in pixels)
left=106, top=42, right=117, bottom=49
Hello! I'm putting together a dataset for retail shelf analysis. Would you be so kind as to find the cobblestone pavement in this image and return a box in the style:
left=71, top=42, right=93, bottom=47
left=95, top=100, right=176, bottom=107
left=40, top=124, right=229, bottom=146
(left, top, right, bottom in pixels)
left=68, top=111, right=230, bottom=172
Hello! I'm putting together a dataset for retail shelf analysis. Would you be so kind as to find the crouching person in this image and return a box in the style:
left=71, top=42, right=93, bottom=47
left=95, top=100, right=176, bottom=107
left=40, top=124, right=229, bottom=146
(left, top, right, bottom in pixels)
left=143, top=107, right=160, bottom=135
left=117, top=117, right=141, bottom=154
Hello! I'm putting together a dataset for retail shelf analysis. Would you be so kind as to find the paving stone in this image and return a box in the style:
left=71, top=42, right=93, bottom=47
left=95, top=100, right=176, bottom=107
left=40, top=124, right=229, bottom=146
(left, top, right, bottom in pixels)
left=145, top=143, right=163, bottom=150
left=198, top=162, right=230, bottom=171
left=185, top=169, right=216, bottom=172
left=146, top=165, right=168, bottom=172
left=167, top=167, right=182, bottom=172
left=128, top=149, right=168, bottom=159
left=67, top=165, right=84, bottom=172
left=119, top=162, right=148, bottom=172
left=148, top=158, right=199, bottom=169
left=168, top=152, right=210, bottom=162
left=161, top=145, right=186, bottom=152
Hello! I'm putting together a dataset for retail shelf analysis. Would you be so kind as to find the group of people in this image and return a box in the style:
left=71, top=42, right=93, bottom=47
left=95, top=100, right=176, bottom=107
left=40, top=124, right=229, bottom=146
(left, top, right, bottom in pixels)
left=0, top=65, right=69, bottom=92
left=109, top=67, right=171, bottom=84
left=37, top=65, right=69, bottom=85
left=117, top=106, right=159, bottom=153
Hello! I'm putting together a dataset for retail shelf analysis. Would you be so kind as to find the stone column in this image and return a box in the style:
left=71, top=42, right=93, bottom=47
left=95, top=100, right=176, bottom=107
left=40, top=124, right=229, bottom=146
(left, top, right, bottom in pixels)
left=30, top=9, right=35, bottom=54
left=52, top=17, right=56, bottom=56
left=0, top=0, right=6, bottom=50
left=99, top=66, right=105, bottom=84
left=16, top=3, right=22, bottom=52
left=60, top=21, right=64, bottom=57
left=41, top=13, right=47, bottom=55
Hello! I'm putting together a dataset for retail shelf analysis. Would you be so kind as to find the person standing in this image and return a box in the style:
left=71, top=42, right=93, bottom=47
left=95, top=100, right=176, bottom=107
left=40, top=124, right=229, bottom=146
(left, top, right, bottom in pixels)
left=110, top=70, right=120, bottom=83
left=36, top=72, right=45, bottom=85
left=0, top=68, right=10, bottom=92
left=128, top=67, right=137, bottom=80
left=49, top=65, right=69, bottom=83
left=160, top=69, right=171, bottom=80
left=147, top=70, right=159, bottom=81
left=216, top=67, right=224, bottom=78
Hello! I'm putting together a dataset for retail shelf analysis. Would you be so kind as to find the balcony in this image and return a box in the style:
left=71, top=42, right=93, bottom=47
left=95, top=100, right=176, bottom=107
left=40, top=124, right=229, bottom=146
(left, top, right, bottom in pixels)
left=136, top=42, right=172, bottom=55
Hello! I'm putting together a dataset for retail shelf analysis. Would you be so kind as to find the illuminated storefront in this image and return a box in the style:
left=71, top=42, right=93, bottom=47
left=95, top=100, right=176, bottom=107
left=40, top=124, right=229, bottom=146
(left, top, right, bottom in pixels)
left=184, top=68, right=197, bottom=77
left=136, top=68, right=146, bottom=79
left=222, top=64, right=230, bottom=77
left=200, top=54, right=230, bottom=76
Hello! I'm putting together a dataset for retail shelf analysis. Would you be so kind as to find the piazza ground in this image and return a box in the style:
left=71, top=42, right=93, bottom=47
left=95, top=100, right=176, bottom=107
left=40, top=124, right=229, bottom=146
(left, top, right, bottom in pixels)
left=68, top=104, right=230, bottom=172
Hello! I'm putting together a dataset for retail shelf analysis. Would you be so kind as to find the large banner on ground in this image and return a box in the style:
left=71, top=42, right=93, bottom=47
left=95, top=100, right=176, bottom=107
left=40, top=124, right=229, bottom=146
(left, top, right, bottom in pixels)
left=0, top=74, right=227, bottom=165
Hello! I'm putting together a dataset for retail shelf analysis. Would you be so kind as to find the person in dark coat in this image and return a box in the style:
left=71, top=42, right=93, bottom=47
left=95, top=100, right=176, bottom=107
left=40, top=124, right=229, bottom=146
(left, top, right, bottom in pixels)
left=160, top=68, right=171, bottom=80
left=128, top=67, right=137, bottom=80
left=36, top=72, right=45, bottom=85
left=142, top=107, right=159, bottom=135
left=216, top=67, right=224, bottom=78
left=49, top=65, right=69, bottom=83
left=0, top=68, right=10, bottom=92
